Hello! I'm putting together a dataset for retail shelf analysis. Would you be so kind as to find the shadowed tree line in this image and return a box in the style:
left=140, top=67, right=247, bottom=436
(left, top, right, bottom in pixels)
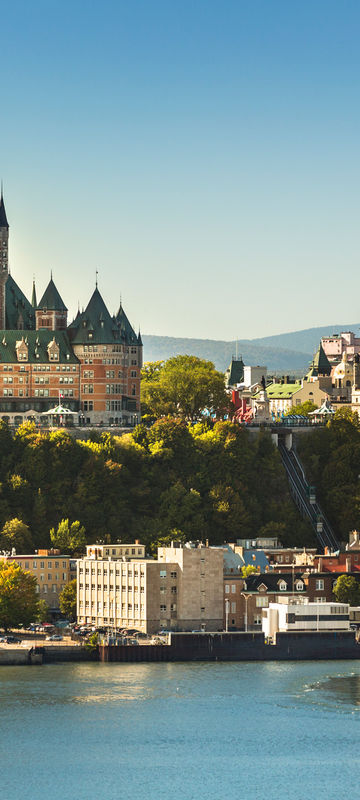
left=0, top=419, right=314, bottom=553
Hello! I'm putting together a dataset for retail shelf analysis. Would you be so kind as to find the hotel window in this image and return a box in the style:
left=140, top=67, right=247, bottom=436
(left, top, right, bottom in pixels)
left=231, top=602, right=236, bottom=612
left=160, top=605, right=167, bottom=612
left=225, top=584, right=230, bottom=593
left=52, top=585, right=57, bottom=593
left=43, top=584, right=48, bottom=593
left=316, top=579, right=324, bottom=591
left=296, top=581, right=304, bottom=591
left=160, top=570, right=167, bottom=578
left=279, top=581, right=287, bottom=591
left=231, top=584, right=236, bottom=593
left=40, top=562, right=44, bottom=569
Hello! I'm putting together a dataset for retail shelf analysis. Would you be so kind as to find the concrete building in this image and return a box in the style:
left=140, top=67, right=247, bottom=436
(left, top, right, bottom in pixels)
left=77, top=541, right=224, bottom=633
left=262, top=599, right=350, bottom=638
left=321, top=331, right=360, bottom=363
left=0, top=549, right=75, bottom=614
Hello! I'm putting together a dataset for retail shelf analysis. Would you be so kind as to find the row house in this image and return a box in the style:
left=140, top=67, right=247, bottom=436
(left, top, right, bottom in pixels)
left=223, top=571, right=347, bottom=630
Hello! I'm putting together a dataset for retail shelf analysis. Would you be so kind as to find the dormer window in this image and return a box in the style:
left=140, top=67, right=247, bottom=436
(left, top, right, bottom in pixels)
left=279, top=580, right=287, bottom=591
left=296, top=580, right=304, bottom=591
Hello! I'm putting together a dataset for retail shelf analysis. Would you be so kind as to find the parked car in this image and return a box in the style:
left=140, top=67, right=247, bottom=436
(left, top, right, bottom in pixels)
left=3, top=636, right=21, bottom=644
left=45, top=634, right=63, bottom=641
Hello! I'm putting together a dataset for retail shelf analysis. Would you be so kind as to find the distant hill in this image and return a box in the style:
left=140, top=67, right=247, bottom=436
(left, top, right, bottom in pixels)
left=142, top=335, right=312, bottom=372
left=250, top=324, right=360, bottom=354
left=142, top=324, right=360, bottom=373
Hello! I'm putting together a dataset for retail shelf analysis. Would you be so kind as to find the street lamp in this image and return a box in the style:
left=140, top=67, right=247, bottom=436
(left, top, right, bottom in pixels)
left=240, top=592, right=250, bottom=632
left=225, top=598, right=230, bottom=632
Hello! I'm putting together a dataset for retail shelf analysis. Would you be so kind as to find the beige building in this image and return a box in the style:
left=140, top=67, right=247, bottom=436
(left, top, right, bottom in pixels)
left=77, top=541, right=224, bottom=633
left=0, top=549, right=74, bottom=613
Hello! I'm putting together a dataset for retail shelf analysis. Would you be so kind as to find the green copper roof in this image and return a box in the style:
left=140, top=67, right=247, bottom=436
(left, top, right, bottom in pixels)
left=225, top=358, right=244, bottom=386
left=38, top=278, right=67, bottom=311
left=5, top=275, right=35, bottom=330
left=31, top=280, right=37, bottom=308
left=307, top=343, right=331, bottom=377
left=0, top=329, right=78, bottom=363
left=252, top=382, right=301, bottom=399
left=68, top=287, right=118, bottom=344
left=115, top=303, right=138, bottom=345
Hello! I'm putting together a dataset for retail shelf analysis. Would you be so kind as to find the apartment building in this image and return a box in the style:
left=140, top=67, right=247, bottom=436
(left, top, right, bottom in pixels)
left=77, top=541, right=224, bottom=633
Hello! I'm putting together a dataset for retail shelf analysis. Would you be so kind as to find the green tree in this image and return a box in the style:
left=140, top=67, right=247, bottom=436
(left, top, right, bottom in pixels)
left=50, top=519, right=86, bottom=555
left=333, top=574, right=360, bottom=605
left=141, top=356, right=229, bottom=420
left=59, top=579, right=77, bottom=620
left=0, top=518, right=33, bottom=553
left=36, top=599, right=52, bottom=623
left=0, top=561, right=39, bottom=631
left=241, top=564, right=258, bottom=577
left=285, top=401, right=318, bottom=417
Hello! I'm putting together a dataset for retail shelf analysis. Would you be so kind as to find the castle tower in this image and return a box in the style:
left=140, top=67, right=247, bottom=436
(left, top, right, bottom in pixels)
left=0, top=189, right=9, bottom=329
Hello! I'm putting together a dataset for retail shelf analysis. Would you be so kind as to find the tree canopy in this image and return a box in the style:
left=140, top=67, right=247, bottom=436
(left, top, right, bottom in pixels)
left=50, top=519, right=86, bottom=555
left=285, top=401, right=318, bottom=417
left=59, top=579, right=77, bottom=620
left=333, top=574, right=360, bottom=606
left=0, top=561, right=39, bottom=630
left=141, top=355, right=229, bottom=421
left=0, top=418, right=314, bottom=555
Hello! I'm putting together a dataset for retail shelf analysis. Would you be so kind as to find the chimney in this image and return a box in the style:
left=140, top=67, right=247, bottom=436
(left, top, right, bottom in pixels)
left=346, top=556, right=352, bottom=572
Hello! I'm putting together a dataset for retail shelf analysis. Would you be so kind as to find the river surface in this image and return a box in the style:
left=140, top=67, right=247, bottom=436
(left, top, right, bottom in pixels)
left=1, top=660, right=360, bottom=799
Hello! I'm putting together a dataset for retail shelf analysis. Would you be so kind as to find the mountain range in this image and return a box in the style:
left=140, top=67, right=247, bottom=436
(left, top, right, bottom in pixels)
left=142, top=324, right=360, bottom=373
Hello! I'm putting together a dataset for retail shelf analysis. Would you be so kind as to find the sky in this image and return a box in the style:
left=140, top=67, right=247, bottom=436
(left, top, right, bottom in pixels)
left=1, top=0, right=359, bottom=340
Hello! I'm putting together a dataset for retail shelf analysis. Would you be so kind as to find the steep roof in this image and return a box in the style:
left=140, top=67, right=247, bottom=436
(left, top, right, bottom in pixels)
left=68, top=287, right=117, bottom=344
left=225, top=358, right=244, bottom=387
left=31, top=280, right=37, bottom=308
left=307, top=343, right=331, bottom=377
left=0, top=329, right=78, bottom=363
left=0, top=193, right=9, bottom=229
left=5, top=275, right=36, bottom=330
left=115, top=303, right=138, bottom=345
left=38, top=278, right=67, bottom=311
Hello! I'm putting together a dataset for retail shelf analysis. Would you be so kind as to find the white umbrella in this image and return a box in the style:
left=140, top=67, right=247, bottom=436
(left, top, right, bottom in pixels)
left=41, top=404, right=78, bottom=416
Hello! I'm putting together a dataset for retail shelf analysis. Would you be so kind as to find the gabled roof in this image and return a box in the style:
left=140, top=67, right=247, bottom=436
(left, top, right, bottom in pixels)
left=307, top=343, right=331, bottom=377
left=115, top=303, right=138, bottom=345
left=0, top=193, right=9, bottom=229
left=5, top=275, right=36, bottom=330
left=38, top=278, right=67, bottom=312
left=0, top=329, right=78, bottom=363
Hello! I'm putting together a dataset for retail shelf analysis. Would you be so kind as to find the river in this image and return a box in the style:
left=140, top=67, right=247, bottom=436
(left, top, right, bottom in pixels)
left=1, top=660, right=359, bottom=799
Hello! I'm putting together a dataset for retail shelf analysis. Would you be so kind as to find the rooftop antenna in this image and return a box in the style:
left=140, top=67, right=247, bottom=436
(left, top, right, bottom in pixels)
left=95, top=269, right=98, bottom=288
left=235, top=339, right=238, bottom=360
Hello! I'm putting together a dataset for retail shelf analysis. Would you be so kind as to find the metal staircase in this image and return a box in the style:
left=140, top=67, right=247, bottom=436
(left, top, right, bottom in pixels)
left=278, top=441, right=339, bottom=552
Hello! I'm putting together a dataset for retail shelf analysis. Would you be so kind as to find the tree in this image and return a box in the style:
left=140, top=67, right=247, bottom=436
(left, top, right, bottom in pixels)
left=0, top=561, right=39, bottom=631
left=36, top=599, right=52, bottom=623
left=333, top=574, right=360, bottom=605
left=241, top=564, right=258, bottom=577
left=59, top=579, right=77, bottom=620
left=0, top=518, right=33, bottom=554
left=50, top=519, right=86, bottom=555
left=141, top=356, right=230, bottom=420
left=285, top=401, right=318, bottom=417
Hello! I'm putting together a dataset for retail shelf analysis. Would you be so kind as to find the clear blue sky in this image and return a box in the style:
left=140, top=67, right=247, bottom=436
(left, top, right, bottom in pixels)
left=1, top=0, right=359, bottom=340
